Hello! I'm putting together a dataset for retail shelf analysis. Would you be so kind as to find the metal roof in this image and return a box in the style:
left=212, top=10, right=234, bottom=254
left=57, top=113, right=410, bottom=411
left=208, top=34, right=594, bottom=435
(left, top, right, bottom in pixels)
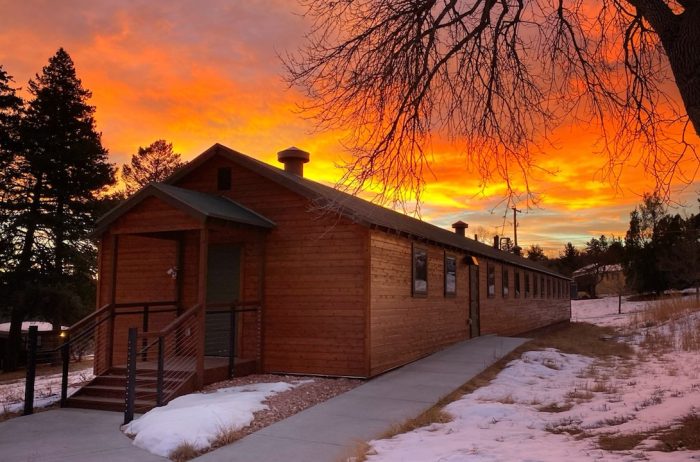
left=93, top=182, right=275, bottom=234
left=165, top=144, right=569, bottom=280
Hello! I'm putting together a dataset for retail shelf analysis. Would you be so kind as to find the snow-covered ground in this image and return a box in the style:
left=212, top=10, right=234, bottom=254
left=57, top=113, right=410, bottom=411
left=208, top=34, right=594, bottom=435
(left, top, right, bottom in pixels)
left=0, top=367, right=94, bottom=414
left=364, top=296, right=700, bottom=462
left=123, top=380, right=310, bottom=457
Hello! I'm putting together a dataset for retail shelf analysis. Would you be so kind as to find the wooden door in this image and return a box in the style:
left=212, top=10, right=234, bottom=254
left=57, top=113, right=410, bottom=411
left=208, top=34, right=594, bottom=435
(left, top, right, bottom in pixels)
left=205, top=245, right=241, bottom=356
left=469, top=265, right=480, bottom=337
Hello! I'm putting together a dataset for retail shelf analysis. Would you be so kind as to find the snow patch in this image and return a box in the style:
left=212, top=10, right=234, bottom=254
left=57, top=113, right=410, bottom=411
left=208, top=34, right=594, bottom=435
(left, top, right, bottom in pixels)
left=123, top=381, right=298, bottom=457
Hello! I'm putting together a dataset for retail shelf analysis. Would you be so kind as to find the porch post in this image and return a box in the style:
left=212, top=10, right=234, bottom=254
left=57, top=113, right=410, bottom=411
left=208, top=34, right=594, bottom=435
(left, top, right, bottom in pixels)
left=196, top=228, right=208, bottom=388
left=106, top=233, right=119, bottom=371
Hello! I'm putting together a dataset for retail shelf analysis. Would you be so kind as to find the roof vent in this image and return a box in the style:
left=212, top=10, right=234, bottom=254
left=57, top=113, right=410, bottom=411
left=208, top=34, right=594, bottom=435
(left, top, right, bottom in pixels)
left=451, top=220, right=468, bottom=237
left=277, top=146, right=310, bottom=176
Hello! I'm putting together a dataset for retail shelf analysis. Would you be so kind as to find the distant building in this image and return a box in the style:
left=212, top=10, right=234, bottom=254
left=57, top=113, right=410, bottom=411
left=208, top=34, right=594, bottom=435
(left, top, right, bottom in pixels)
left=572, top=263, right=626, bottom=298
left=0, top=321, right=64, bottom=369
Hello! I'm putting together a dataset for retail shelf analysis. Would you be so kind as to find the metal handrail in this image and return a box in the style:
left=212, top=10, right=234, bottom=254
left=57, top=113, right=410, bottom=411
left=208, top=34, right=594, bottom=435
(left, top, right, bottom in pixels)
left=67, top=303, right=112, bottom=333
left=138, top=303, right=200, bottom=340
left=123, top=301, right=262, bottom=424
left=124, top=303, right=201, bottom=424
left=23, top=303, right=114, bottom=415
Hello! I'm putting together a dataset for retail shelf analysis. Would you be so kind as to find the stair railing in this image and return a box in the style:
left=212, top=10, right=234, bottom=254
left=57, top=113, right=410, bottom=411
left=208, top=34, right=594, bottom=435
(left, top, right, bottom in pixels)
left=22, top=303, right=114, bottom=415
left=124, top=303, right=201, bottom=424
left=204, top=301, right=262, bottom=377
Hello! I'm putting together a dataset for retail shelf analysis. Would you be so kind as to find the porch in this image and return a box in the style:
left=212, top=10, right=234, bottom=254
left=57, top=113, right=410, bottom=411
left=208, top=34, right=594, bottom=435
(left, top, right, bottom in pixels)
left=73, top=184, right=275, bottom=415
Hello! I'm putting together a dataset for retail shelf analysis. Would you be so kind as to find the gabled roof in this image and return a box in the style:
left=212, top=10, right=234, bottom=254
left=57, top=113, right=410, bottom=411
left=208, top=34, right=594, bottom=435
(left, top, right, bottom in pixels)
left=93, top=182, right=275, bottom=235
left=165, top=144, right=568, bottom=279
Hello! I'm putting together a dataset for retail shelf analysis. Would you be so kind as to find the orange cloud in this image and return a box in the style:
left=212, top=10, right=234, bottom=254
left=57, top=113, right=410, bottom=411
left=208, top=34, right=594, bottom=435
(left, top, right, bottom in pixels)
left=0, top=0, right=697, bottom=255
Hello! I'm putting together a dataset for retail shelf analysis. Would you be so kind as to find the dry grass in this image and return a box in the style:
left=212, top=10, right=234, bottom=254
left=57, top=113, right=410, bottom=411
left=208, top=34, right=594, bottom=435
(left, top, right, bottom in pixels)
left=631, top=297, right=700, bottom=328
left=655, top=413, right=700, bottom=451
left=544, top=417, right=584, bottom=435
left=590, top=380, right=618, bottom=394
left=527, top=322, right=633, bottom=360
left=348, top=321, right=634, bottom=461
left=169, top=442, right=200, bottom=462
left=211, top=425, right=246, bottom=449
left=565, top=387, right=594, bottom=402
left=379, top=407, right=453, bottom=440
left=598, top=432, right=649, bottom=451
left=537, top=402, right=573, bottom=413
left=342, top=441, right=374, bottom=462
left=632, top=297, right=700, bottom=355
left=678, top=316, right=700, bottom=352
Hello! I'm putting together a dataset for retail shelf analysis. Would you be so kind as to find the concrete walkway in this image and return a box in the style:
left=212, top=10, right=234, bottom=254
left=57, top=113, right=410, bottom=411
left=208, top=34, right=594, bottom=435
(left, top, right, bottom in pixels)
left=0, top=408, right=165, bottom=462
left=195, top=335, right=528, bottom=462
left=0, top=336, right=526, bottom=462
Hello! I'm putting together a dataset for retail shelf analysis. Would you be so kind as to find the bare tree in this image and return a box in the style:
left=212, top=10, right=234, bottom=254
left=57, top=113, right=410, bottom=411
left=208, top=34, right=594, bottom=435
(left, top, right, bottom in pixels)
left=285, top=0, right=699, bottom=206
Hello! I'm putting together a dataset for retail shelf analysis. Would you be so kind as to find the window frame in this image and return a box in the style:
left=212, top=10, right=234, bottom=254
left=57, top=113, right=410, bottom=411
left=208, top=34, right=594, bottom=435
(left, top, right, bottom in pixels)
left=524, top=272, right=530, bottom=298
left=502, top=266, right=509, bottom=298
left=532, top=273, right=537, bottom=298
left=444, top=253, right=457, bottom=297
left=514, top=269, right=521, bottom=298
left=412, top=245, right=428, bottom=297
left=541, top=276, right=545, bottom=299
left=487, top=263, right=496, bottom=298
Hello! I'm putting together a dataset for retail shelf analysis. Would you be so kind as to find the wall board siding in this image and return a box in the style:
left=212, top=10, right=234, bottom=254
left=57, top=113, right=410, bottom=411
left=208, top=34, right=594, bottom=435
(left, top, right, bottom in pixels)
left=368, top=231, right=469, bottom=376
left=176, top=154, right=369, bottom=377
left=478, top=259, right=570, bottom=336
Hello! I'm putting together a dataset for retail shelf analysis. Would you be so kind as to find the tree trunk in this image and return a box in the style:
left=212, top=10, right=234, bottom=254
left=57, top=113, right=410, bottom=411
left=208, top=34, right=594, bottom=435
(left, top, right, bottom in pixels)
left=632, top=1, right=700, bottom=135
left=664, top=5, right=700, bottom=135
left=3, top=175, right=42, bottom=372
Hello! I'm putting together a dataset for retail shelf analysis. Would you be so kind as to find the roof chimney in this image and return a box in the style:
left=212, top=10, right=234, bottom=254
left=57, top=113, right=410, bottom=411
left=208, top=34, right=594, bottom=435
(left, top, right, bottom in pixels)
left=452, top=220, right=468, bottom=237
left=277, top=146, right=310, bottom=176
left=493, top=235, right=500, bottom=249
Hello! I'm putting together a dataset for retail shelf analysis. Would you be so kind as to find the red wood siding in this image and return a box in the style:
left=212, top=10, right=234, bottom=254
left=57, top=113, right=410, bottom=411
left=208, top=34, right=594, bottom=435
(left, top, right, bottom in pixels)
left=368, top=231, right=469, bottom=376
left=176, top=155, right=369, bottom=377
left=478, top=259, right=570, bottom=336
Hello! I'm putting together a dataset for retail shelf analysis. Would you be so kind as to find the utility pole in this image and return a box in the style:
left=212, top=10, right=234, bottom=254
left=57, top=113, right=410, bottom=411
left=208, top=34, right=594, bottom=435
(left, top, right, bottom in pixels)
left=512, top=207, right=521, bottom=247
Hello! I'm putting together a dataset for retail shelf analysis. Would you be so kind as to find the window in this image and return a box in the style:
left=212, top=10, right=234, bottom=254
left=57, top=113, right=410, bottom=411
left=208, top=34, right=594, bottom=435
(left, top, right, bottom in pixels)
left=444, top=254, right=457, bottom=296
left=217, top=167, right=232, bottom=190
left=487, top=263, right=495, bottom=298
left=525, top=273, right=530, bottom=298
left=514, top=270, right=521, bottom=298
left=533, top=274, right=538, bottom=298
left=541, top=276, right=545, bottom=298
left=412, top=246, right=428, bottom=296
left=502, top=266, right=509, bottom=297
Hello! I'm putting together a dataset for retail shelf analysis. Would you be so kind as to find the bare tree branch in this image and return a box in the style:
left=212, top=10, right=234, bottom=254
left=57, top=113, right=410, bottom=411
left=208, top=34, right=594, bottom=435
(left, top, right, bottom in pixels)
left=285, top=0, right=700, bottom=208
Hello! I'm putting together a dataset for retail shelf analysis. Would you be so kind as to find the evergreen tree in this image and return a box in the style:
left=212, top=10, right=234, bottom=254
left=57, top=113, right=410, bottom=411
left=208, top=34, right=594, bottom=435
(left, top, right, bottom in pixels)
left=2, top=49, right=115, bottom=371
left=556, top=242, right=581, bottom=277
left=0, top=65, right=25, bottom=370
left=526, top=245, right=547, bottom=263
left=0, top=65, right=24, bottom=273
left=121, top=139, right=183, bottom=194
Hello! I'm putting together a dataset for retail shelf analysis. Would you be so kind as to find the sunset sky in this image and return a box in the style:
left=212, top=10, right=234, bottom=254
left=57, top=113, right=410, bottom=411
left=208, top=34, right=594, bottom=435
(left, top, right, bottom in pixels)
left=1, top=1, right=698, bottom=255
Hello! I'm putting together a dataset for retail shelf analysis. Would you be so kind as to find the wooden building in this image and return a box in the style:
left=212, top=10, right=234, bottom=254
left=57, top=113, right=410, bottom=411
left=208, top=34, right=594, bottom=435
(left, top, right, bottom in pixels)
left=69, top=144, right=571, bottom=410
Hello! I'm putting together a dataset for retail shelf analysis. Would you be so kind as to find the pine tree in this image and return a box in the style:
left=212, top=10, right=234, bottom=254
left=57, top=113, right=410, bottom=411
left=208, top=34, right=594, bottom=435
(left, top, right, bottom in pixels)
left=2, top=49, right=115, bottom=371
left=121, top=139, right=184, bottom=194
left=526, top=245, right=547, bottom=263
left=0, top=65, right=24, bottom=371
left=0, top=65, right=24, bottom=269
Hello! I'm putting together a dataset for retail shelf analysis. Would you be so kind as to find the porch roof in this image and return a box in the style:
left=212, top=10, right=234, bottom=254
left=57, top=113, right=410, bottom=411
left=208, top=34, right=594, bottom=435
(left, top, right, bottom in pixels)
left=93, top=183, right=276, bottom=235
